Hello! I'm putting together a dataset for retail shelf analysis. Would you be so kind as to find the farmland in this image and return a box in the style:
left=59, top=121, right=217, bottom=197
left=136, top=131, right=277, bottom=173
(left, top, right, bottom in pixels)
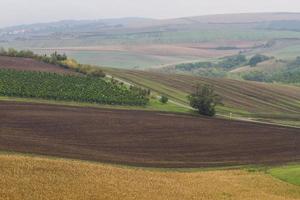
left=4, top=29, right=300, bottom=48
left=0, top=101, right=299, bottom=168
left=31, top=41, right=243, bottom=69
left=0, top=69, right=148, bottom=106
left=34, top=48, right=202, bottom=69
left=103, top=67, right=300, bottom=125
left=1, top=11, right=300, bottom=199
left=1, top=153, right=300, bottom=200
left=5, top=13, right=300, bottom=69
left=0, top=55, right=78, bottom=74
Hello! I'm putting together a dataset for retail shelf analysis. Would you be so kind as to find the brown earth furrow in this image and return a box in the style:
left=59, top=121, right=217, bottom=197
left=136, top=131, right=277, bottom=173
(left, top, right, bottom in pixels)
left=0, top=101, right=299, bottom=168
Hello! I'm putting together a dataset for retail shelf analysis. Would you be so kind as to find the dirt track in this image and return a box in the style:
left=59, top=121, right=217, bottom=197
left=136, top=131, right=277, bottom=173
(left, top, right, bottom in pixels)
left=0, top=101, right=299, bottom=168
left=0, top=56, right=77, bottom=75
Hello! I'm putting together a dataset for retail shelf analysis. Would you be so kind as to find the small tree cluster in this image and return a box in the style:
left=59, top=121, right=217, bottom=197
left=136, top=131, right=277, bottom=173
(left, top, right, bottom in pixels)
left=248, top=54, right=270, bottom=67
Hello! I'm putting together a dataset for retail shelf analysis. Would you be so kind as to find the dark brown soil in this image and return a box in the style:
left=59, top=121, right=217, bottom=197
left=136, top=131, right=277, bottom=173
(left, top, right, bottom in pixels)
left=1, top=101, right=299, bottom=168
left=0, top=56, right=77, bottom=75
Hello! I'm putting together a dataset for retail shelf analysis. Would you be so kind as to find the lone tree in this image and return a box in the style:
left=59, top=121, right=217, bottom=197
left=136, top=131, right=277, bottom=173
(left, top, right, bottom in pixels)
left=160, top=95, right=169, bottom=104
left=188, top=84, right=222, bottom=116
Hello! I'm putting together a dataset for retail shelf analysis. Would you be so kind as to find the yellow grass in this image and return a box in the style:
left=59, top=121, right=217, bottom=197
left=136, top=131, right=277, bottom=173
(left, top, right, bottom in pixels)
left=0, top=154, right=300, bottom=200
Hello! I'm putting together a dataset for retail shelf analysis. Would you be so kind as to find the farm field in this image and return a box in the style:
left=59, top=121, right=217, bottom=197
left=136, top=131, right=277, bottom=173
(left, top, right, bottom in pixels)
left=0, top=69, right=148, bottom=106
left=1, top=153, right=300, bottom=200
left=1, top=12, right=300, bottom=198
left=4, top=29, right=300, bottom=48
left=65, top=50, right=193, bottom=69
left=103, top=67, right=300, bottom=125
left=0, top=101, right=299, bottom=168
left=267, top=44, right=300, bottom=60
left=0, top=55, right=78, bottom=74
left=33, top=43, right=239, bottom=69
left=0, top=56, right=189, bottom=112
left=29, top=37, right=300, bottom=69
left=1, top=55, right=299, bottom=125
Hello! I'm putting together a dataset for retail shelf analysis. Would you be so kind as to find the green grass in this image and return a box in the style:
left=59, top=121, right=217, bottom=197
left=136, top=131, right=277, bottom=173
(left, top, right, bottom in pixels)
left=148, top=98, right=191, bottom=113
left=269, top=165, right=300, bottom=186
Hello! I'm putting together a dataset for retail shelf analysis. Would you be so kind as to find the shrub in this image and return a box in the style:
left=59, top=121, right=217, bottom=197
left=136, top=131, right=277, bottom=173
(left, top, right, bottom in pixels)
left=160, top=95, right=169, bottom=104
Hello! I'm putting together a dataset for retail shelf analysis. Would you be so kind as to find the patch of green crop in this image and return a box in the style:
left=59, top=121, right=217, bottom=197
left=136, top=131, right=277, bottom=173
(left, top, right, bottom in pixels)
left=269, top=165, right=300, bottom=186
left=0, top=69, right=148, bottom=106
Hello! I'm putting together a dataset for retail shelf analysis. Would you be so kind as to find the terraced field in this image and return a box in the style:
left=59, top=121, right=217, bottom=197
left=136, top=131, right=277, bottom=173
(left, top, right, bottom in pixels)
left=1, top=101, right=299, bottom=168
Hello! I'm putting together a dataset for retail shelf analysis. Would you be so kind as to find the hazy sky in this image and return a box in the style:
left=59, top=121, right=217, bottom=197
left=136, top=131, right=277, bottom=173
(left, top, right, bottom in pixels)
left=1, top=0, right=300, bottom=27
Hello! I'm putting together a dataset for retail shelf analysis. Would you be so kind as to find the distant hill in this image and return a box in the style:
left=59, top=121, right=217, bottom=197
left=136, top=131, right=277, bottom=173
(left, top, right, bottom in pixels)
left=2, top=12, right=300, bottom=45
left=2, top=12, right=300, bottom=71
left=0, top=17, right=157, bottom=39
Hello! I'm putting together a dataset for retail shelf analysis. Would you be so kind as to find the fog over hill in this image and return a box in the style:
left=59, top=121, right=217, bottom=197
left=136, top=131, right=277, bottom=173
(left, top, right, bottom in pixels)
left=2, top=12, right=300, bottom=38
left=2, top=12, right=300, bottom=72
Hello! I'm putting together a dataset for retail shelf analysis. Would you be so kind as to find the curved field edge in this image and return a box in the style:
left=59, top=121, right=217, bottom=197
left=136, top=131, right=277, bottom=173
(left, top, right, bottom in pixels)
left=1, top=153, right=300, bottom=200
left=1, top=101, right=299, bottom=168
left=269, top=165, right=300, bottom=186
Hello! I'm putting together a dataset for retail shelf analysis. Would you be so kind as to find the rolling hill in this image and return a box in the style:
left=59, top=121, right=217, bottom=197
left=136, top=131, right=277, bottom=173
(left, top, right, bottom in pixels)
left=3, top=13, right=300, bottom=69
left=103, top=67, right=300, bottom=125
left=1, top=101, right=299, bottom=168
left=1, top=10, right=300, bottom=200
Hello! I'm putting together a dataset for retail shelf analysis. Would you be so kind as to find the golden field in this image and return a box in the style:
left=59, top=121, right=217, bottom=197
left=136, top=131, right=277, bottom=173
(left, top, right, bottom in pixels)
left=0, top=154, right=300, bottom=200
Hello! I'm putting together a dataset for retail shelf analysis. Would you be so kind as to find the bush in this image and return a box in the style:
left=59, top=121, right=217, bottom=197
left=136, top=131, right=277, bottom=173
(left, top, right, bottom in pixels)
left=188, top=84, right=222, bottom=116
left=160, top=95, right=169, bottom=104
left=88, top=69, right=106, bottom=78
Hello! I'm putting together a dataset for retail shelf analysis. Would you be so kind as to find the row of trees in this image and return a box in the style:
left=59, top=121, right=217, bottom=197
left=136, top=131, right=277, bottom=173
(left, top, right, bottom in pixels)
left=175, top=54, right=271, bottom=71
